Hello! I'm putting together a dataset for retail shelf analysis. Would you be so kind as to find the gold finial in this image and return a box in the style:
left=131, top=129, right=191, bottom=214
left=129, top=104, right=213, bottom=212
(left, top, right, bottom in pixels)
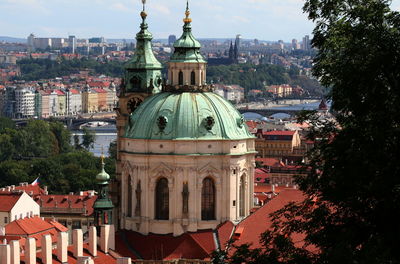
left=140, top=0, right=147, bottom=19
left=183, top=0, right=192, bottom=23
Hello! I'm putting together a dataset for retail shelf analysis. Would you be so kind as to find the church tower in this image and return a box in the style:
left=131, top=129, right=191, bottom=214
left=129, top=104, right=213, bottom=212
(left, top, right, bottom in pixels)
left=118, top=2, right=256, bottom=237
left=114, top=1, right=163, bottom=221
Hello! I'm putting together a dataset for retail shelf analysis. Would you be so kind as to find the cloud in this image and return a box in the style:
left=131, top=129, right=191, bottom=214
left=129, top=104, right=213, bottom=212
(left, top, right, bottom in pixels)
left=110, top=2, right=132, bottom=12
left=148, top=3, right=171, bottom=15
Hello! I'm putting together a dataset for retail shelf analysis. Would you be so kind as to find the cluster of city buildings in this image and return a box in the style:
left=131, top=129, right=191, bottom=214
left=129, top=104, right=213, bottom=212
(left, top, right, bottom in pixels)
left=0, top=78, right=118, bottom=118
left=0, top=3, right=323, bottom=264
left=248, top=83, right=305, bottom=98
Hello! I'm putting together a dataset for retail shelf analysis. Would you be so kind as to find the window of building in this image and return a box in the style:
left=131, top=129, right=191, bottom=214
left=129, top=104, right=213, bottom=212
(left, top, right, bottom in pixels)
left=128, top=175, right=133, bottom=217
left=155, top=178, right=169, bottom=220
left=191, top=71, right=196, bottom=85
left=201, top=177, right=216, bottom=220
left=4, top=217, right=8, bottom=224
left=178, top=71, right=184, bottom=85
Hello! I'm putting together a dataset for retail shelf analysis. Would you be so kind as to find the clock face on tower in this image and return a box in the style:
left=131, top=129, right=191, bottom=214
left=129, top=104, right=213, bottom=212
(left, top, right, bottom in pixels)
left=127, top=97, right=143, bottom=114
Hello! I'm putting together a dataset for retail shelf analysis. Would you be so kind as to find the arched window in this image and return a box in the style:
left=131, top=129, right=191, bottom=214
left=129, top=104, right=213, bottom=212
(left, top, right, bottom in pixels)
left=201, top=71, right=204, bottom=85
left=127, top=176, right=132, bottom=217
left=178, top=71, right=184, bottom=85
left=155, top=178, right=169, bottom=220
left=239, top=175, right=245, bottom=217
left=191, top=71, right=196, bottom=85
left=201, top=178, right=216, bottom=220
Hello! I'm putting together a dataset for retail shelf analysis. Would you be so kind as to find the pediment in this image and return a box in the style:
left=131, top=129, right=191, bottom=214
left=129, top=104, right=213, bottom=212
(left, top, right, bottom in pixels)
left=151, top=162, right=174, bottom=175
left=198, top=163, right=220, bottom=175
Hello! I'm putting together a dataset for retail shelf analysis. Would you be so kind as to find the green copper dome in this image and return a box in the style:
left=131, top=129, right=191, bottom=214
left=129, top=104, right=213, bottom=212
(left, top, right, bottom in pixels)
left=170, top=3, right=206, bottom=63
left=124, top=92, right=253, bottom=140
left=96, top=157, right=110, bottom=185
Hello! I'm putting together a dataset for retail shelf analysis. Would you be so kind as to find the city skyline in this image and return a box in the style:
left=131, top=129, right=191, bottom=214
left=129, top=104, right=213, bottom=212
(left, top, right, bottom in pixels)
left=0, top=0, right=324, bottom=42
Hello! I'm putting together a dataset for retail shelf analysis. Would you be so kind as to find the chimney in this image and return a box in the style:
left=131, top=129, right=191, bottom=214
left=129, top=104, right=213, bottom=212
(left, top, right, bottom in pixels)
left=25, top=237, right=36, bottom=264
left=100, top=225, right=110, bottom=253
left=79, top=191, right=84, bottom=196
left=57, top=232, right=68, bottom=263
left=117, top=257, right=132, bottom=264
left=41, top=234, right=52, bottom=264
left=88, top=226, right=97, bottom=256
left=73, top=229, right=83, bottom=258
left=0, top=244, right=11, bottom=264
left=11, top=185, right=15, bottom=190
left=44, top=186, right=48, bottom=192
left=272, top=184, right=275, bottom=193
left=10, top=240, right=20, bottom=264
left=19, top=182, right=24, bottom=186
left=109, top=225, right=115, bottom=250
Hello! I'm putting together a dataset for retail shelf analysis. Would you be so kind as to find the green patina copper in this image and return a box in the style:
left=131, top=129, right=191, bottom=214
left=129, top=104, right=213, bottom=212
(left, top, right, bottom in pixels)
left=124, top=92, right=254, bottom=140
left=124, top=11, right=163, bottom=94
left=170, top=3, right=206, bottom=63
left=93, top=156, right=114, bottom=226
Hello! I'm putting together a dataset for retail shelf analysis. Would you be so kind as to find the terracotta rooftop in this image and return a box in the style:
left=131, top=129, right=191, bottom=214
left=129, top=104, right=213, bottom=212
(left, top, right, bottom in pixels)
left=232, top=189, right=306, bottom=251
left=34, top=193, right=97, bottom=216
left=0, top=193, right=22, bottom=212
left=117, top=229, right=216, bottom=260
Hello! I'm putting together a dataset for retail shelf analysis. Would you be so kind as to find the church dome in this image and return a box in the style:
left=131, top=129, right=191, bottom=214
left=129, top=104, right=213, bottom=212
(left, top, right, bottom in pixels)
left=124, top=91, right=253, bottom=140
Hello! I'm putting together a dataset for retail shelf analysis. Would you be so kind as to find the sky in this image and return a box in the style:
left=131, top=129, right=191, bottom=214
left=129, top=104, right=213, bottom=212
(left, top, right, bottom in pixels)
left=1, top=0, right=400, bottom=42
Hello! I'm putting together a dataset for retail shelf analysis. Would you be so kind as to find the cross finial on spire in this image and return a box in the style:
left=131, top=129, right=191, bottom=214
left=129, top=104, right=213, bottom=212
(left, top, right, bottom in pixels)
left=183, top=0, right=192, bottom=23
left=142, top=0, right=146, bottom=12
left=140, top=0, right=148, bottom=21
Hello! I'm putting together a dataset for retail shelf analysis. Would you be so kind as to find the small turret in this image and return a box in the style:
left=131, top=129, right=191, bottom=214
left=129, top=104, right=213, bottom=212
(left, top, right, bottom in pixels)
left=93, top=153, right=114, bottom=227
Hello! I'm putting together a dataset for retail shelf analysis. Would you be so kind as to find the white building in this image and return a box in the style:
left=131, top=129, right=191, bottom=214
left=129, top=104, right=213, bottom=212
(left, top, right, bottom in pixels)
left=14, top=87, right=35, bottom=118
left=66, top=88, right=82, bottom=115
left=213, top=84, right=245, bottom=104
left=0, top=191, right=40, bottom=227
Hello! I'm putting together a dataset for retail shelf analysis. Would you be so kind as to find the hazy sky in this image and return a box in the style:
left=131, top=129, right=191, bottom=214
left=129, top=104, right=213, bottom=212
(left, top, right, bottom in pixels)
left=1, top=0, right=400, bottom=41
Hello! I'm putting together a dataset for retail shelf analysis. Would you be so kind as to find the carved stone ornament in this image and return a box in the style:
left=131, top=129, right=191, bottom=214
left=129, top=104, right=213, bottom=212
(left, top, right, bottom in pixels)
left=157, top=116, right=168, bottom=132
left=204, top=116, right=215, bottom=131
left=237, top=116, right=245, bottom=128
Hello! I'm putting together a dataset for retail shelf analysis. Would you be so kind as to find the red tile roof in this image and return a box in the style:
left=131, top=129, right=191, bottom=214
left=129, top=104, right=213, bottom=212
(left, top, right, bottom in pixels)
left=34, top=194, right=97, bottom=216
left=0, top=193, right=22, bottom=212
left=118, top=229, right=216, bottom=260
left=216, top=221, right=235, bottom=250
left=232, top=189, right=306, bottom=251
left=92, top=88, right=108, bottom=93
left=5, top=216, right=54, bottom=236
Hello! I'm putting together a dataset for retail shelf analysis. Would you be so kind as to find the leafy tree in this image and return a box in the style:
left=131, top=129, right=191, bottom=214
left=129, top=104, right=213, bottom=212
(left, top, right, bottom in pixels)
left=223, top=0, right=400, bottom=263
left=81, top=128, right=96, bottom=151
left=0, top=134, right=15, bottom=162
left=0, top=117, right=15, bottom=133
left=49, top=121, right=72, bottom=153
left=108, top=139, right=117, bottom=160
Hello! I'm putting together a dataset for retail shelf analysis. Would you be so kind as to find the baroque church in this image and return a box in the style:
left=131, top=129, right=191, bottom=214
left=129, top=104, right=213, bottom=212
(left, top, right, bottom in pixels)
left=115, top=1, right=256, bottom=236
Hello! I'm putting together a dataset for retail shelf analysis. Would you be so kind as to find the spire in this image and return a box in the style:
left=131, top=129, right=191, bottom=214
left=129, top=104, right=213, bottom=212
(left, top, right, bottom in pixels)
left=123, top=0, right=163, bottom=93
left=183, top=0, right=192, bottom=24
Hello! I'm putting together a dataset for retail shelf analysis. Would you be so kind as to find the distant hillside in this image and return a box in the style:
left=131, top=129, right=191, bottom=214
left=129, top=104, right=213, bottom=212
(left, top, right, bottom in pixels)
left=0, top=36, right=26, bottom=43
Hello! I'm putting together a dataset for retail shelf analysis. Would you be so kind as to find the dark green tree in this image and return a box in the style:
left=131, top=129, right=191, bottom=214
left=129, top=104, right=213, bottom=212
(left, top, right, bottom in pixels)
left=0, top=117, right=15, bottom=133
left=223, top=0, right=400, bottom=263
left=81, top=128, right=96, bottom=151
left=49, top=121, right=73, bottom=153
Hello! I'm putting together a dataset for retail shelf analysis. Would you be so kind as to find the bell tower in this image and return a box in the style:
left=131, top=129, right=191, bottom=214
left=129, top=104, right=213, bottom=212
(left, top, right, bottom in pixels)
left=114, top=0, right=163, bottom=226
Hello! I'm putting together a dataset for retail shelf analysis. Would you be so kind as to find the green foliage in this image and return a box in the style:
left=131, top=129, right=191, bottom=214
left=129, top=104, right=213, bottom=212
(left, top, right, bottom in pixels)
left=14, top=57, right=124, bottom=81
left=0, top=120, right=114, bottom=194
left=223, top=0, right=400, bottom=263
left=81, top=128, right=96, bottom=151
left=108, top=139, right=117, bottom=160
left=0, top=117, right=15, bottom=133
